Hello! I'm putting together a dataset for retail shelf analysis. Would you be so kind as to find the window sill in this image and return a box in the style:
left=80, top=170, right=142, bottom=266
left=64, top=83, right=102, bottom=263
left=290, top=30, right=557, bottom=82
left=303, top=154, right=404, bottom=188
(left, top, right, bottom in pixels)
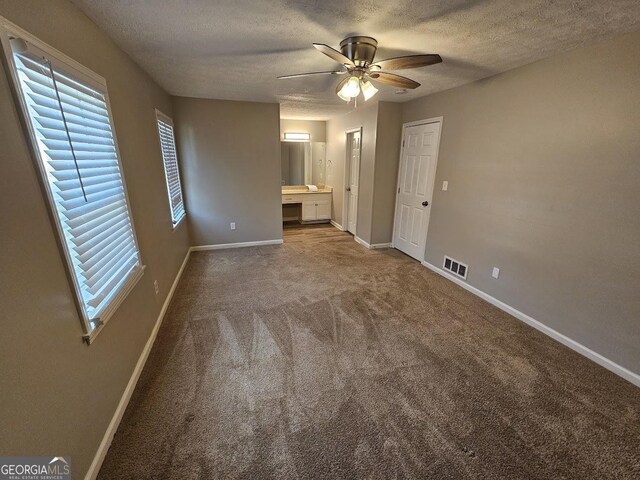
left=83, top=265, right=146, bottom=345
left=172, top=214, right=186, bottom=231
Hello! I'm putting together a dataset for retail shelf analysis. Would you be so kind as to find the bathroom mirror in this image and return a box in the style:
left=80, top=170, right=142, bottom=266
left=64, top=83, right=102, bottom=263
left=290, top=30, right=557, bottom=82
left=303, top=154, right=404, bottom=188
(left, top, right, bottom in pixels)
left=281, top=141, right=326, bottom=187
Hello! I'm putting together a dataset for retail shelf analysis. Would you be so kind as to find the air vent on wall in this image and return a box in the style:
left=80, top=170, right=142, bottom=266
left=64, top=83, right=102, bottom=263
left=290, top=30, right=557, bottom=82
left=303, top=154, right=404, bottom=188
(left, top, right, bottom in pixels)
left=443, top=256, right=468, bottom=280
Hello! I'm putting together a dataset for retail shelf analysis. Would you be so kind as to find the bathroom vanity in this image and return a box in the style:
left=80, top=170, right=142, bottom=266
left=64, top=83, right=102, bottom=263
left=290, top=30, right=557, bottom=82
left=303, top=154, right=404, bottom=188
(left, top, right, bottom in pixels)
left=282, top=187, right=332, bottom=223
left=281, top=139, right=332, bottom=224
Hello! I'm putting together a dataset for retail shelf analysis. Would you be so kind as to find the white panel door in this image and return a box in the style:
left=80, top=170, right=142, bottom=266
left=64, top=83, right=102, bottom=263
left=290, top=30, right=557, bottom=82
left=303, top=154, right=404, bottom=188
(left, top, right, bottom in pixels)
left=393, top=121, right=441, bottom=261
left=347, top=130, right=361, bottom=234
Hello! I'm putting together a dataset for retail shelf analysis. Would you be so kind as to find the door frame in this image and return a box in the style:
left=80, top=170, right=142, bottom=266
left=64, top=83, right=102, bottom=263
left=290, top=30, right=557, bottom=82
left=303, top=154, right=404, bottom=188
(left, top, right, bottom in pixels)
left=342, top=126, right=362, bottom=234
left=391, top=116, right=444, bottom=261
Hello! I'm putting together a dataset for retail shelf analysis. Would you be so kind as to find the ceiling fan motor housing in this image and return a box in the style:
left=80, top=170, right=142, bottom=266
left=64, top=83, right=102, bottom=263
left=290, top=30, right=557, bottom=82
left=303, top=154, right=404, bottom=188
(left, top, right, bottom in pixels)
left=340, top=36, right=378, bottom=67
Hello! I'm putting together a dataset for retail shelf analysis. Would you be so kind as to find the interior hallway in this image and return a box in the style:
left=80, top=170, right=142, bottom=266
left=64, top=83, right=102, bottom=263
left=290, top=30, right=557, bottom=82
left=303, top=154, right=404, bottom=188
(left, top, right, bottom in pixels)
left=99, top=225, right=640, bottom=479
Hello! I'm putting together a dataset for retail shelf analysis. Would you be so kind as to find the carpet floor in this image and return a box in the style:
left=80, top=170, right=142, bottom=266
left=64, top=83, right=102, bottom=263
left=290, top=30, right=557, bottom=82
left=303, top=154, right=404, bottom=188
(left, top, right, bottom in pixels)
left=98, top=224, right=639, bottom=479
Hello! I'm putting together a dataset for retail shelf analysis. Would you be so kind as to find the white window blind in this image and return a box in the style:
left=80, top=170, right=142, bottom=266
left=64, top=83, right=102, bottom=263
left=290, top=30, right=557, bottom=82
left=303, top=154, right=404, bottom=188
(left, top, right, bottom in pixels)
left=156, top=112, right=186, bottom=227
left=8, top=36, right=143, bottom=339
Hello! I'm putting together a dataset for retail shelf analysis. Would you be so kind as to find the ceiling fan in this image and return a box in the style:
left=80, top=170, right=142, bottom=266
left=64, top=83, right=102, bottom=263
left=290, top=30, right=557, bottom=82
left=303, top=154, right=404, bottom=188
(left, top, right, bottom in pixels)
left=278, top=36, right=442, bottom=102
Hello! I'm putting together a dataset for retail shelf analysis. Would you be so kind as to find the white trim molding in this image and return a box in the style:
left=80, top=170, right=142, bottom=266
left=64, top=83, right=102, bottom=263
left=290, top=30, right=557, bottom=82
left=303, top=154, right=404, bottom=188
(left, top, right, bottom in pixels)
left=0, top=15, right=105, bottom=85
left=85, top=248, right=192, bottom=480
left=421, top=260, right=640, bottom=388
left=85, top=266, right=146, bottom=344
left=190, top=239, right=283, bottom=252
left=354, top=236, right=392, bottom=250
left=370, top=243, right=392, bottom=249
left=354, top=236, right=370, bottom=248
left=330, top=220, right=344, bottom=231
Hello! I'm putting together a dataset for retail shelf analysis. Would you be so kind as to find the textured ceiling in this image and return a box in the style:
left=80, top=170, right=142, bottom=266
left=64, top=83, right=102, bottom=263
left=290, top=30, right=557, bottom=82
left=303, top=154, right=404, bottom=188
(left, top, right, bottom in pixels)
left=71, top=0, right=640, bottom=120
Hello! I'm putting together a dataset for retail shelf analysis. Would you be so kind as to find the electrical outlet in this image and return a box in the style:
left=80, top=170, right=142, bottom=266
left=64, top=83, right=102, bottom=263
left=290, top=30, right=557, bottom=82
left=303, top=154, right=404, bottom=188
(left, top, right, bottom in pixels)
left=492, top=267, right=500, bottom=279
left=442, top=181, right=448, bottom=191
left=153, top=280, right=159, bottom=295
left=230, top=222, right=236, bottom=230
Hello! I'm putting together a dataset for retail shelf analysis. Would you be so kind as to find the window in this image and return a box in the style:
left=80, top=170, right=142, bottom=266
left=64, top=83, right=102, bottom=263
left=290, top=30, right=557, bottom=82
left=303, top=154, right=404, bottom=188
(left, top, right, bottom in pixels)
left=155, top=111, right=186, bottom=227
left=2, top=26, right=143, bottom=342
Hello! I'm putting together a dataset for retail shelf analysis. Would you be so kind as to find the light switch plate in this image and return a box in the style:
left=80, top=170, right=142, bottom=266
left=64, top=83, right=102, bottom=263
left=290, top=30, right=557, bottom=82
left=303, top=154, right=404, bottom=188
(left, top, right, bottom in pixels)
left=492, top=267, right=500, bottom=279
left=442, top=181, right=448, bottom=191
left=230, top=222, right=236, bottom=230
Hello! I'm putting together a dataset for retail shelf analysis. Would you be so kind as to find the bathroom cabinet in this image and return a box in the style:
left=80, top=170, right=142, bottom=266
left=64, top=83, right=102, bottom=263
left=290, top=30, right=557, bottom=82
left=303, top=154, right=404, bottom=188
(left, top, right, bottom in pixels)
left=281, top=189, right=332, bottom=223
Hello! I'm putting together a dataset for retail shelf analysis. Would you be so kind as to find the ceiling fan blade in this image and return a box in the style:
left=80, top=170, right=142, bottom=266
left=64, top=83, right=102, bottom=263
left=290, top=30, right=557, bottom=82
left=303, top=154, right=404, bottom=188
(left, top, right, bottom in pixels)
left=335, top=76, right=350, bottom=94
left=369, top=72, right=421, bottom=89
left=313, top=43, right=355, bottom=68
left=371, top=54, right=442, bottom=71
left=278, top=70, right=346, bottom=79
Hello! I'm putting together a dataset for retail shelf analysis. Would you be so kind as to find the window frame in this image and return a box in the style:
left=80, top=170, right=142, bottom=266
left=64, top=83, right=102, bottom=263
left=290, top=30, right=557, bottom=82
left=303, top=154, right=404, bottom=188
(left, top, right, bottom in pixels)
left=154, top=109, right=186, bottom=229
left=0, top=16, right=145, bottom=343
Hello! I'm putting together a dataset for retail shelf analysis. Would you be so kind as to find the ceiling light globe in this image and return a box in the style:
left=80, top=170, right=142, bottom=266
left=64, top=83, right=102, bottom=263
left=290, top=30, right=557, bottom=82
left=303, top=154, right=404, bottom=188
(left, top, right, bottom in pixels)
left=337, top=91, right=350, bottom=102
left=361, top=80, right=378, bottom=101
left=340, top=76, right=361, bottom=98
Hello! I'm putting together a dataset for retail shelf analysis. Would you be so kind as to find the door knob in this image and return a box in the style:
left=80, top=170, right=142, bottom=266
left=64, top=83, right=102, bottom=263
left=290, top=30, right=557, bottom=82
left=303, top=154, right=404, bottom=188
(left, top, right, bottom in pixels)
left=422, top=200, right=429, bottom=206
left=346, top=187, right=351, bottom=192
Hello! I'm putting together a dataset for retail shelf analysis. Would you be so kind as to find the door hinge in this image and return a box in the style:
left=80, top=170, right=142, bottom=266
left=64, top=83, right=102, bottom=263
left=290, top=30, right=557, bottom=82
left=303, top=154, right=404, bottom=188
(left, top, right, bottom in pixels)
left=402, top=140, right=405, bottom=147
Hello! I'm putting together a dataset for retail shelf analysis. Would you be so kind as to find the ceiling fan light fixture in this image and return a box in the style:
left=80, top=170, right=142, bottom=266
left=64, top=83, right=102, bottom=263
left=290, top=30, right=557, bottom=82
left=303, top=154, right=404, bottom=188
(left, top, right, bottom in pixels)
left=280, top=36, right=441, bottom=106
left=337, top=90, right=350, bottom=102
left=339, top=76, right=361, bottom=98
left=360, top=80, right=378, bottom=101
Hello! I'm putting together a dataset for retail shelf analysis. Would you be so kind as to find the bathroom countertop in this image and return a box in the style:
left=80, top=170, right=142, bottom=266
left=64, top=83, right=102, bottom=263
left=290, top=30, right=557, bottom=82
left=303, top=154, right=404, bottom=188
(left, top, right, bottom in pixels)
left=282, top=187, right=333, bottom=194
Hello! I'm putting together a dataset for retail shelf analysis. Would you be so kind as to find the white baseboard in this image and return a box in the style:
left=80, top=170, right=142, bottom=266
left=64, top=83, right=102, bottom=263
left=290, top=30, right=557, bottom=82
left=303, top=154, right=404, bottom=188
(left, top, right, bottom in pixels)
left=330, top=220, right=344, bottom=231
left=421, top=260, right=640, bottom=388
left=370, top=242, right=392, bottom=249
left=85, top=249, right=192, bottom=480
left=190, top=239, right=283, bottom=251
left=354, top=236, right=391, bottom=250
left=354, top=236, right=370, bottom=248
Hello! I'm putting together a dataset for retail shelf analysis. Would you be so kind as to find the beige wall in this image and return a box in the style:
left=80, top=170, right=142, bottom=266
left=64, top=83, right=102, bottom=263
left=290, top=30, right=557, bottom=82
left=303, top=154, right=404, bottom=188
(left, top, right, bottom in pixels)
left=325, top=102, right=403, bottom=246
left=173, top=97, right=282, bottom=246
left=326, top=103, right=378, bottom=241
left=0, top=0, right=190, bottom=477
left=402, top=30, right=640, bottom=374
left=280, top=118, right=326, bottom=142
left=371, top=102, right=403, bottom=245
